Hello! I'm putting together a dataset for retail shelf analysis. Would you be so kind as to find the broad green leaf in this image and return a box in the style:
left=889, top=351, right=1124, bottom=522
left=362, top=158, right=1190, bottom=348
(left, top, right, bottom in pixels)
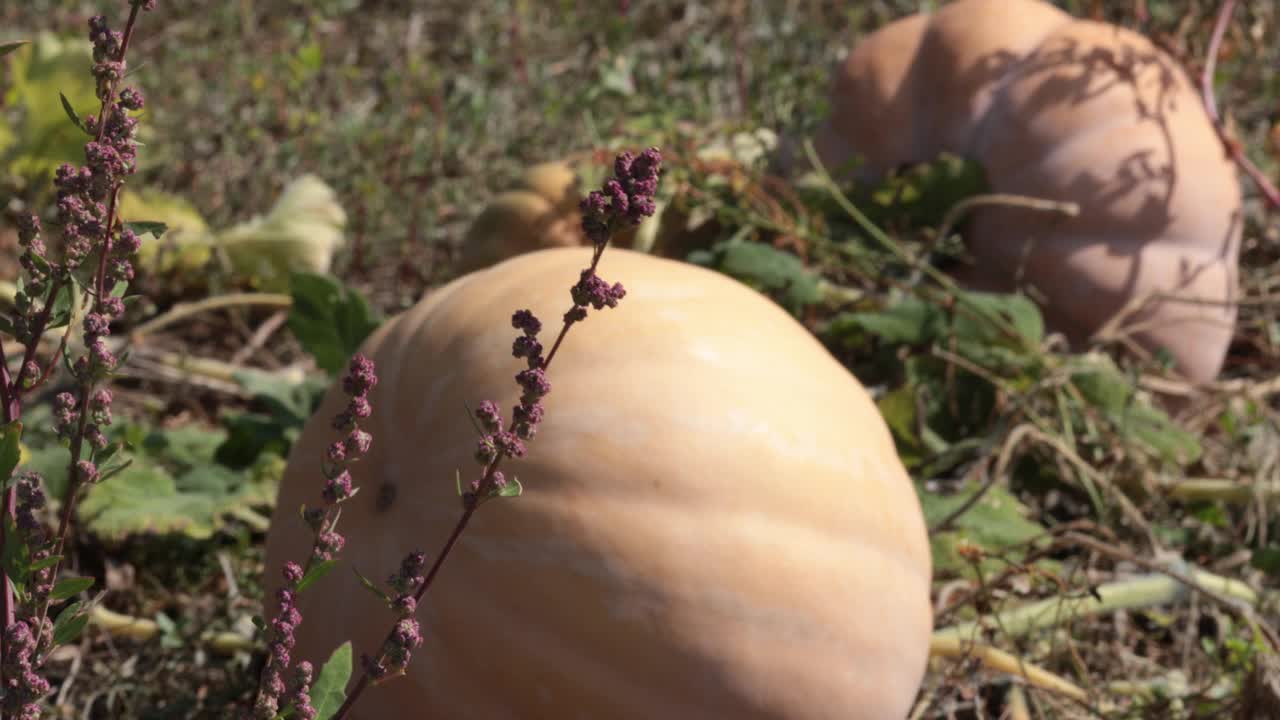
left=0, top=514, right=30, bottom=593
left=0, top=41, right=28, bottom=58
left=50, top=575, right=95, bottom=601
left=0, top=421, right=23, bottom=485
left=230, top=369, right=328, bottom=425
left=917, top=481, right=1047, bottom=576
left=0, top=34, right=99, bottom=188
left=951, top=291, right=1044, bottom=348
left=52, top=601, right=89, bottom=645
left=47, top=280, right=77, bottom=330
left=846, top=297, right=945, bottom=346
left=1251, top=547, right=1280, bottom=576
left=1069, top=357, right=1201, bottom=465
left=117, top=188, right=213, bottom=276
left=297, top=559, right=338, bottom=593
left=67, top=424, right=279, bottom=541
left=216, top=370, right=328, bottom=469
left=123, top=220, right=168, bottom=239
left=29, top=554, right=62, bottom=572
left=688, top=241, right=822, bottom=314
left=287, top=272, right=381, bottom=376
left=311, top=642, right=353, bottom=720
left=496, top=476, right=523, bottom=498
left=76, top=464, right=211, bottom=539
left=876, top=387, right=925, bottom=468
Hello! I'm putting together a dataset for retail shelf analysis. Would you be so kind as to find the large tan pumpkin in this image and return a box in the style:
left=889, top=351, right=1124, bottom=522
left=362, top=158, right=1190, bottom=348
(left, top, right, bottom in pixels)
left=805, top=0, right=1242, bottom=384
left=264, top=247, right=933, bottom=719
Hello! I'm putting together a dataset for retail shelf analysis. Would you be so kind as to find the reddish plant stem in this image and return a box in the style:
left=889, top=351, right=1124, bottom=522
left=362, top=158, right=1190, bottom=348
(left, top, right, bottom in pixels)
left=0, top=272, right=65, bottom=703
left=39, top=0, right=143, bottom=653
left=0, top=340, right=13, bottom=689
left=331, top=239, right=615, bottom=720
left=541, top=244, right=606, bottom=369
left=17, top=275, right=68, bottom=386
left=330, top=503, right=477, bottom=720
left=1200, top=0, right=1280, bottom=209
left=92, top=2, right=143, bottom=145
left=0, top=6, right=144, bottom=716
left=42, top=190, right=124, bottom=644
left=50, top=0, right=138, bottom=552
left=0, top=336, right=19, bottom=422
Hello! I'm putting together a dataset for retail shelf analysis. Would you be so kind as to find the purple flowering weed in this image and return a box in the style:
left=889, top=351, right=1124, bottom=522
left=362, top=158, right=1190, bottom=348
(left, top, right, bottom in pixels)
left=250, top=353, right=378, bottom=719
left=318, top=147, right=662, bottom=720
left=0, top=2, right=158, bottom=718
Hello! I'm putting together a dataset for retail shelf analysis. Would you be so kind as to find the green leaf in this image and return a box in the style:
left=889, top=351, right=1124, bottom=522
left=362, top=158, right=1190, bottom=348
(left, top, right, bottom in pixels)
left=216, top=371, right=327, bottom=468
left=688, top=241, right=822, bottom=315
left=29, top=554, right=62, bottom=572
left=95, top=457, right=134, bottom=484
left=297, top=559, right=338, bottom=593
left=47, top=281, right=76, bottom=330
left=2, top=35, right=100, bottom=188
left=52, top=601, right=89, bottom=645
left=286, top=272, right=382, bottom=376
left=860, top=152, right=991, bottom=230
left=876, top=387, right=926, bottom=468
left=232, top=369, right=326, bottom=424
left=951, top=291, right=1044, bottom=348
left=918, top=481, right=1047, bottom=576
left=311, top=642, right=353, bottom=720
left=352, top=566, right=391, bottom=605
left=124, top=220, right=168, bottom=239
left=50, top=575, right=95, bottom=601
left=153, top=611, right=183, bottom=649
left=846, top=296, right=945, bottom=346
left=0, top=514, right=29, bottom=593
left=73, top=424, right=278, bottom=541
left=0, top=421, right=23, bottom=485
left=1069, top=357, right=1202, bottom=465
left=0, top=41, right=28, bottom=58
left=496, top=476, right=523, bottom=498
left=94, top=440, right=123, bottom=466
left=1250, top=547, right=1280, bottom=576
left=58, top=91, right=89, bottom=134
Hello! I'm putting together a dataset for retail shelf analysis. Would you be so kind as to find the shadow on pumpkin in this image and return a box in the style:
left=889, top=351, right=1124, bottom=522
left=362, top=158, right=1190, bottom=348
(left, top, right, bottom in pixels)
left=799, top=6, right=1242, bottom=384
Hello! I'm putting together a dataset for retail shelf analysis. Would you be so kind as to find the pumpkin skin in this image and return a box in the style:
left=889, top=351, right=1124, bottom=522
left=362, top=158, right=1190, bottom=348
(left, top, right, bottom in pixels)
left=263, top=247, right=933, bottom=719
left=807, top=0, right=1242, bottom=384
left=455, top=189, right=583, bottom=275
left=517, top=160, right=582, bottom=217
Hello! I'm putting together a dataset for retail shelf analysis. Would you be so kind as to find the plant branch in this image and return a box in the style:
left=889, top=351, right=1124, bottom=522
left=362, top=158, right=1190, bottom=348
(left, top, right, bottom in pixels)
left=928, top=635, right=1090, bottom=703
left=1061, top=531, right=1280, bottom=651
left=934, top=193, right=1079, bottom=246
left=934, top=567, right=1258, bottom=643
left=121, top=292, right=292, bottom=347
left=1200, top=0, right=1280, bottom=209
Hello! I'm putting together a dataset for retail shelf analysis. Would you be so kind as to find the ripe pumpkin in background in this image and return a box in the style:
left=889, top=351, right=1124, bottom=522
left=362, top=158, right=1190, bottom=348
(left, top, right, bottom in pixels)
left=264, top=247, right=933, bottom=719
left=454, top=161, right=586, bottom=275
left=453, top=190, right=581, bottom=276
left=797, top=0, right=1242, bottom=385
